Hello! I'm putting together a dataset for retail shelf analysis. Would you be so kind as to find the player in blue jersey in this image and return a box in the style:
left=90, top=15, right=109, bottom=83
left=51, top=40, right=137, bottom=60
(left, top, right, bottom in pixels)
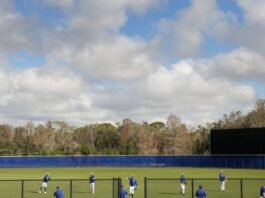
left=53, top=186, right=64, bottom=198
left=180, top=172, right=186, bottom=194
left=120, top=185, right=128, bottom=198
left=195, top=185, right=206, bottom=198
left=260, top=185, right=265, bottom=198
left=219, top=171, right=227, bottom=192
left=89, top=172, right=96, bottom=194
left=128, top=175, right=137, bottom=198
left=38, top=172, right=51, bottom=194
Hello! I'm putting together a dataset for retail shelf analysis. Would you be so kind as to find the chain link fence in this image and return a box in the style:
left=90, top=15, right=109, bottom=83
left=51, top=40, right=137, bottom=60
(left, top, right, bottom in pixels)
left=0, top=178, right=121, bottom=198
left=144, top=177, right=265, bottom=198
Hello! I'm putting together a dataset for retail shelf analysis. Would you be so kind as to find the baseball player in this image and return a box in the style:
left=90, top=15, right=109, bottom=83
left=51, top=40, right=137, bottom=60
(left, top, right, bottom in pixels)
left=89, top=172, right=96, bottom=194
left=180, top=172, right=186, bottom=194
left=260, top=185, right=265, bottom=198
left=53, top=186, right=64, bottom=198
left=38, top=172, right=51, bottom=194
left=128, top=175, right=137, bottom=198
left=195, top=185, right=207, bottom=198
left=120, top=184, right=128, bottom=198
left=219, top=171, right=227, bottom=192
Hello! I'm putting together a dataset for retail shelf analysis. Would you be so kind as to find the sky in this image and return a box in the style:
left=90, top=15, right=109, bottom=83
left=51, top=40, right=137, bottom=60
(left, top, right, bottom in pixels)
left=0, top=0, right=265, bottom=126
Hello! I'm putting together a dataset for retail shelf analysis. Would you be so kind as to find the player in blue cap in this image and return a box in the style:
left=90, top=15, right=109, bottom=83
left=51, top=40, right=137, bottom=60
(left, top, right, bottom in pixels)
left=120, top=184, right=128, bottom=198
left=195, top=185, right=206, bottom=198
left=128, top=175, right=137, bottom=198
left=38, top=172, right=51, bottom=194
left=53, top=186, right=64, bottom=198
left=219, top=171, right=227, bottom=192
left=260, top=185, right=265, bottom=198
left=89, top=172, right=96, bottom=194
left=180, top=172, right=186, bottom=194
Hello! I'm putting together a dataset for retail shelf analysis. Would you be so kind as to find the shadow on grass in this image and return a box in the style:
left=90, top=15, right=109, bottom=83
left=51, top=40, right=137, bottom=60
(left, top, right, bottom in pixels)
left=27, top=191, right=39, bottom=194
left=73, top=191, right=90, bottom=194
left=159, top=192, right=177, bottom=195
left=205, top=188, right=222, bottom=192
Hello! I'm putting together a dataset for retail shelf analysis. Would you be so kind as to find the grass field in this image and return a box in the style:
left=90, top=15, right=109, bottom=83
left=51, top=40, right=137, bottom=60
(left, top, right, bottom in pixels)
left=0, top=167, right=264, bottom=198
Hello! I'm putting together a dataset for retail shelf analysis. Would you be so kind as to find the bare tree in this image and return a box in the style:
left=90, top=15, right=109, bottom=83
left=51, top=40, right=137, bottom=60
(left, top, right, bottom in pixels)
left=166, top=114, right=181, bottom=130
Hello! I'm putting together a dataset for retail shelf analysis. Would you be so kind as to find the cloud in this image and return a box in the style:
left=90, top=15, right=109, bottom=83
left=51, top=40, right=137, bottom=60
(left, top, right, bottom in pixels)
left=226, top=0, right=265, bottom=55
left=212, top=48, right=265, bottom=81
left=43, top=33, right=158, bottom=81
left=0, top=1, right=33, bottom=53
left=236, top=0, right=265, bottom=25
left=155, top=0, right=236, bottom=58
left=71, top=36, right=157, bottom=81
left=83, top=51, right=257, bottom=125
left=132, top=59, right=256, bottom=124
left=0, top=0, right=264, bottom=127
left=0, top=51, right=259, bottom=126
left=62, top=0, right=162, bottom=44
left=0, top=67, right=95, bottom=125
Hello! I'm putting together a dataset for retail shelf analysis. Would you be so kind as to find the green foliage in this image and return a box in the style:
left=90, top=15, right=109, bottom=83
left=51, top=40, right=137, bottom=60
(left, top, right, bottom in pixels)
left=149, top=121, right=166, bottom=131
left=80, top=143, right=96, bottom=155
left=121, top=139, right=138, bottom=155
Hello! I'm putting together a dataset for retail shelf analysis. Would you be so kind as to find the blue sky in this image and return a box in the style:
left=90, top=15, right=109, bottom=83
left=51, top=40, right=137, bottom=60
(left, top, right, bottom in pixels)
left=0, top=0, right=264, bottom=125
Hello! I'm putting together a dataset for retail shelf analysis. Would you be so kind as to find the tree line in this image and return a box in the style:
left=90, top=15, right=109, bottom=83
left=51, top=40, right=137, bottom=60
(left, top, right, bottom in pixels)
left=0, top=99, right=264, bottom=156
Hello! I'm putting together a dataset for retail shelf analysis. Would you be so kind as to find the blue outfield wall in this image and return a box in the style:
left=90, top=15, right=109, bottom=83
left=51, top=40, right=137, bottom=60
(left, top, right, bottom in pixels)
left=0, top=155, right=264, bottom=169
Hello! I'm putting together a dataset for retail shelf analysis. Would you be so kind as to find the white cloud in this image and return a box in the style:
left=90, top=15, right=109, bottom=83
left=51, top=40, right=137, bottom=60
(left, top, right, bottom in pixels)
left=131, top=58, right=256, bottom=124
left=196, top=48, right=265, bottom=82
left=45, top=35, right=157, bottom=81
left=155, top=0, right=236, bottom=57
left=0, top=68, right=97, bottom=125
left=0, top=71, right=10, bottom=96
left=214, top=48, right=265, bottom=80
left=0, top=0, right=264, bottom=127
left=226, top=0, right=265, bottom=55
left=65, top=0, right=162, bottom=43
left=0, top=1, right=36, bottom=53
left=236, top=0, right=265, bottom=25
left=16, top=68, right=83, bottom=97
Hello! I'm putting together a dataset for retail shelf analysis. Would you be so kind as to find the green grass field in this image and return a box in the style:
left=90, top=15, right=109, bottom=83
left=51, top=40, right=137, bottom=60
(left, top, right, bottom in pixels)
left=0, top=167, right=264, bottom=198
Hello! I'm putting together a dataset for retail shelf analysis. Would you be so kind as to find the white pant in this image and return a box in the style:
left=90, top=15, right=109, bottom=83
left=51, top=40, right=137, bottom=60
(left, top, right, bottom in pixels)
left=41, top=182, right=48, bottom=188
left=180, top=183, right=185, bottom=193
left=220, top=181, right=225, bottom=191
left=129, top=186, right=136, bottom=194
left=90, top=182, right=95, bottom=193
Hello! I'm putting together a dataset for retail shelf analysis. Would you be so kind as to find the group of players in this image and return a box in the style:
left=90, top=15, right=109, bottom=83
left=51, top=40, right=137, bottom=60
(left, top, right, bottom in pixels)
left=179, top=171, right=227, bottom=198
left=37, top=171, right=265, bottom=198
left=37, top=172, right=137, bottom=198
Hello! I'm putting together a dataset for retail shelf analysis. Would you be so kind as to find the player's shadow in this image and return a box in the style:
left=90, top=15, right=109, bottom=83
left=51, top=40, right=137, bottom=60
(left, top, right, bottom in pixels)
left=73, top=191, right=89, bottom=194
left=27, top=191, right=39, bottom=194
left=159, top=192, right=177, bottom=195
left=205, top=189, right=221, bottom=192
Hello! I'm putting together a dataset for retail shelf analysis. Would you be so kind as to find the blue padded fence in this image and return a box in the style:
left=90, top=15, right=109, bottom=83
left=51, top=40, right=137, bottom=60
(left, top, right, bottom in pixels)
left=0, top=155, right=264, bottom=168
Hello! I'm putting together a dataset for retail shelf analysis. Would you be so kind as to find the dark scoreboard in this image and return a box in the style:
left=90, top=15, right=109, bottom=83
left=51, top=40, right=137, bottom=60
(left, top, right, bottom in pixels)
left=210, top=128, right=265, bottom=154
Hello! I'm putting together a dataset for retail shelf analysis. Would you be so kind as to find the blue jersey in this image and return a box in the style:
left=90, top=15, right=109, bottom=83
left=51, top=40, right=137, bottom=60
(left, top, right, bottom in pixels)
left=129, top=177, right=137, bottom=187
left=260, top=186, right=265, bottom=196
left=54, top=189, right=64, bottom=198
left=89, top=175, right=95, bottom=183
left=120, top=189, right=128, bottom=198
left=196, top=189, right=206, bottom=198
left=219, top=173, right=226, bottom=182
left=180, top=175, right=186, bottom=184
left=43, top=175, right=51, bottom=183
